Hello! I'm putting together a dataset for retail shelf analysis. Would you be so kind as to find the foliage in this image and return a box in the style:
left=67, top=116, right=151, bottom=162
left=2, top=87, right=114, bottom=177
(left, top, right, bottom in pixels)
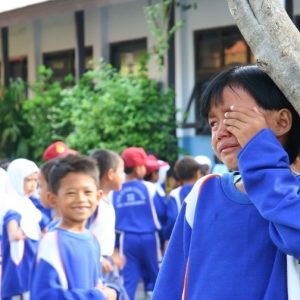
left=19, top=60, right=178, bottom=163
left=66, top=59, right=178, bottom=162
left=23, top=66, right=74, bottom=161
left=0, top=79, right=30, bottom=159
left=144, top=0, right=183, bottom=70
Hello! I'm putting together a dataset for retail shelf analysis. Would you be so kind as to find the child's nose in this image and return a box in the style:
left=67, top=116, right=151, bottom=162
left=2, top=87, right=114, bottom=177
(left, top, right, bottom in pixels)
left=78, top=191, right=88, bottom=201
left=216, top=121, right=231, bottom=140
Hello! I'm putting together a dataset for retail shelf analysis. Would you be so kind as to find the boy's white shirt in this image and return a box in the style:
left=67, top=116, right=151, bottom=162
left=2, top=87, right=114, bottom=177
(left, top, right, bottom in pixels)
left=90, top=192, right=116, bottom=256
left=287, top=254, right=300, bottom=299
left=10, top=240, right=25, bottom=265
left=169, top=186, right=183, bottom=213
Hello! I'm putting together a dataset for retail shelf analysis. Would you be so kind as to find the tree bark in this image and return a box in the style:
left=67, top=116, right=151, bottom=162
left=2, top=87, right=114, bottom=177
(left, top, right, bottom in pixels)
left=227, top=0, right=300, bottom=116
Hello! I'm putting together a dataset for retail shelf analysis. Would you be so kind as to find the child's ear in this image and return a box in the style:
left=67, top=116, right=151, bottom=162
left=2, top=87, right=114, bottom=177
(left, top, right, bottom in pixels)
left=97, top=189, right=104, bottom=202
left=47, top=192, right=57, bottom=208
left=272, top=108, right=292, bottom=137
left=107, top=168, right=114, bottom=181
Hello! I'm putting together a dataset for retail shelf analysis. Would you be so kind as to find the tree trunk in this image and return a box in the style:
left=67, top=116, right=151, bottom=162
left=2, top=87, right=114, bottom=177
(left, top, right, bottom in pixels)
left=227, top=0, right=300, bottom=116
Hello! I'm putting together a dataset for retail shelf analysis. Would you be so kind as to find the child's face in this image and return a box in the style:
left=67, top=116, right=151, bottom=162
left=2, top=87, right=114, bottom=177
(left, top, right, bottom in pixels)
left=23, top=172, right=38, bottom=197
left=208, top=86, right=263, bottom=171
left=38, top=172, right=52, bottom=208
left=51, top=172, right=101, bottom=232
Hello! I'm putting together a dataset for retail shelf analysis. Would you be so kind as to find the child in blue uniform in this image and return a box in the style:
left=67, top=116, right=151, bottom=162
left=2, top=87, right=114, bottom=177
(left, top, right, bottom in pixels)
left=30, top=155, right=117, bottom=300
left=112, top=147, right=166, bottom=300
left=89, top=149, right=129, bottom=300
left=38, top=159, right=61, bottom=230
left=1, top=159, right=42, bottom=300
left=164, top=156, right=202, bottom=242
left=153, top=65, right=300, bottom=300
left=224, top=99, right=300, bottom=299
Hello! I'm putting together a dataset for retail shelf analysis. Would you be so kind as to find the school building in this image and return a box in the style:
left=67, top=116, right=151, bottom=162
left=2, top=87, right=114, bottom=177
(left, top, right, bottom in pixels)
left=0, top=0, right=298, bottom=161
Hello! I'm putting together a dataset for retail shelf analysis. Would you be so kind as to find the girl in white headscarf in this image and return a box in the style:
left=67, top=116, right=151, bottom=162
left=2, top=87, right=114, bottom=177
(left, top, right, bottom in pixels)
left=1, top=158, right=42, bottom=300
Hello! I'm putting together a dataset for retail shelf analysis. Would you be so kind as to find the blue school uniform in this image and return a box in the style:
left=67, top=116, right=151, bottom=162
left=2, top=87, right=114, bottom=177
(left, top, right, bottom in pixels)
left=30, top=227, right=107, bottom=299
left=1, top=158, right=42, bottom=299
left=164, top=183, right=194, bottom=240
left=112, top=179, right=166, bottom=300
left=153, top=129, right=300, bottom=299
left=1, top=210, right=40, bottom=300
left=30, top=196, right=52, bottom=226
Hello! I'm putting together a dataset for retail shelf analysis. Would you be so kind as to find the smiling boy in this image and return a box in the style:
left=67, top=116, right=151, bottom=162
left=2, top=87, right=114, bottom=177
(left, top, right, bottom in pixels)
left=30, top=155, right=117, bottom=300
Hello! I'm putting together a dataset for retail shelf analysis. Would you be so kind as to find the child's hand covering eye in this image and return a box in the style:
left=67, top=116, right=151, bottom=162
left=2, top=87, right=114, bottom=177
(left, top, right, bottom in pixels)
left=224, top=105, right=268, bottom=147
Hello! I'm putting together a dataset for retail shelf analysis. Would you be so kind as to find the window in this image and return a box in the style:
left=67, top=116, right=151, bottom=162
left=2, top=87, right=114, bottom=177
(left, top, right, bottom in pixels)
left=110, top=38, right=147, bottom=75
left=85, top=47, right=93, bottom=71
left=9, top=56, right=27, bottom=82
left=43, top=47, right=93, bottom=83
left=43, top=49, right=75, bottom=83
left=190, top=26, right=255, bottom=134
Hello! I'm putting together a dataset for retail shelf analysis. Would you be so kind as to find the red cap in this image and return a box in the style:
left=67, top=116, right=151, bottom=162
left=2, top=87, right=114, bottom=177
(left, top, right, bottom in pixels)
left=146, top=154, right=169, bottom=174
left=122, top=147, right=151, bottom=168
left=146, top=154, right=160, bottom=174
left=42, top=141, right=77, bottom=161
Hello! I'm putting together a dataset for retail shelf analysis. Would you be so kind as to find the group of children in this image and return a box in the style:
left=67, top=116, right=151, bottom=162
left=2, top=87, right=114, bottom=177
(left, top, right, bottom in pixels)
left=0, top=153, right=121, bottom=299
left=0, top=136, right=210, bottom=300
left=1, top=64, right=300, bottom=300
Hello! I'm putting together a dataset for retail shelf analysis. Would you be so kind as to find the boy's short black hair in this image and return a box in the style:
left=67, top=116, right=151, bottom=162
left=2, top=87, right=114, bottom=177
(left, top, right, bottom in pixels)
left=48, top=155, right=99, bottom=194
left=40, top=159, right=58, bottom=183
left=174, top=156, right=200, bottom=181
left=90, top=149, right=121, bottom=179
left=124, top=166, right=134, bottom=175
left=200, top=65, right=300, bottom=163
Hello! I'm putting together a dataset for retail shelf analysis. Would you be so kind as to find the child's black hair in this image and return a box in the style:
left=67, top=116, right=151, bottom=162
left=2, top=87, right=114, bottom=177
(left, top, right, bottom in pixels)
left=90, top=149, right=121, bottom=179
left=174, top=156, right=200, bottom=181
left=200, top=65, right=300, bottom=163
left=0, top=159, right=10, bottom=170
left=144, top=170, right=159, bottom=181
left=48, top=155, right=99, bottom=194
left=40, top=159, right=58, bottom=183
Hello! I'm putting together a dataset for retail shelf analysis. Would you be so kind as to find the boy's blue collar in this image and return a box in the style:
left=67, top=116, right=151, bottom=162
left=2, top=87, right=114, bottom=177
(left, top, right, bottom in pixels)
left=221, top=172, right=252, bottom=205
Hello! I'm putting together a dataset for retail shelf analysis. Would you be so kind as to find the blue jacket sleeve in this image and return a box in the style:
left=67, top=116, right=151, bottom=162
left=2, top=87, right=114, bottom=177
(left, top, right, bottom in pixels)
left=153, top=201, right=191, bottom=299
left=163, top=196, right=179, bottom=240
left=238, top=128, right=300, bottom=259
left=153, top=192, right=167, bottom=224
left=30, top=259, right=106, bottom=300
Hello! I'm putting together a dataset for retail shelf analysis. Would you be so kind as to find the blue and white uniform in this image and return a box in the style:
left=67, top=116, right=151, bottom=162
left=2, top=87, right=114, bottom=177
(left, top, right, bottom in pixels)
left=89, top=193, right=129, bottom=300
left=112, top=179, right=165, bottom=300
left=1, top=159, right=42, bottom=300
left=164, top=184, right=193, bottom=240
left=153, top=129, right=300, bottom=299
left=30, top=227, right=106, bottom=299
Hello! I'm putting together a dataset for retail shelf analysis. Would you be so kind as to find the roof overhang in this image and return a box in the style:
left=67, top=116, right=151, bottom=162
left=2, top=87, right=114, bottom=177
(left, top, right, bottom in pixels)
left=0, top=0, right=52, bottom=14
left=0, top=0, right=135, bottom=27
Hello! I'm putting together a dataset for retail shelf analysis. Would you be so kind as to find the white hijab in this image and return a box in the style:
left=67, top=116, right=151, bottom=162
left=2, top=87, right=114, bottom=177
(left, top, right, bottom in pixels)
left=5, top=158, right=42, bottom=240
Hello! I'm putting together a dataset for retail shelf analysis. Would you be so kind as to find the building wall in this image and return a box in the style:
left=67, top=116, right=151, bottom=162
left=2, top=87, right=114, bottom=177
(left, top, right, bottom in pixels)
left=1, top=0, right=299, bottom=160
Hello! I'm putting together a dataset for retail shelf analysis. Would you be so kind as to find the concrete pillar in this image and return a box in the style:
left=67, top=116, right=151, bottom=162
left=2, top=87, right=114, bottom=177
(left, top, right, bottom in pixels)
left=28, top=19, right=42, bottom=86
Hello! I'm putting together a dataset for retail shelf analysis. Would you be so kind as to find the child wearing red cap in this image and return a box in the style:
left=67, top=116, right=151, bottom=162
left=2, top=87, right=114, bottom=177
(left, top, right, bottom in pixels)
left=111, top=147, right=166, bottom=300
left=42, top=141, right=77, bottom=161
